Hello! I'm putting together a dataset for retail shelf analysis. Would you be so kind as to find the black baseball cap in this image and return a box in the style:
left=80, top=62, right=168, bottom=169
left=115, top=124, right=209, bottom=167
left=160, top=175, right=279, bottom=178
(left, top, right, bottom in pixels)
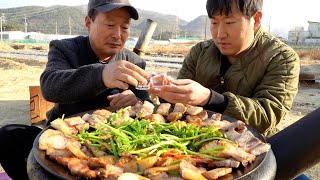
left=88, top=0, right=139, bottom=20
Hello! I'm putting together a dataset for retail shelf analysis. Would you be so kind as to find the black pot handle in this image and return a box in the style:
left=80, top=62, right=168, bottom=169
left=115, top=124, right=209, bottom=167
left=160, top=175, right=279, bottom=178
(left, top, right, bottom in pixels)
left=268, top=107, right=320, bottom=180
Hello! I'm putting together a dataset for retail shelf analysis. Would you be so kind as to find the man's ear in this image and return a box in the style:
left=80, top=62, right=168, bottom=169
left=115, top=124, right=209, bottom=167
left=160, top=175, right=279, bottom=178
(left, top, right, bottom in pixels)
left=85, top=16, right=91, bottom=32
left=253, top=11, right=262, bottom=30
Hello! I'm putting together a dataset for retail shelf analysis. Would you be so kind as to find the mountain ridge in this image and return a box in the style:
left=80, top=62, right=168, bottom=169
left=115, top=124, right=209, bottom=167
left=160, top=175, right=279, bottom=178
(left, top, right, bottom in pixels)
left=0, top=5, right=210, bottom=39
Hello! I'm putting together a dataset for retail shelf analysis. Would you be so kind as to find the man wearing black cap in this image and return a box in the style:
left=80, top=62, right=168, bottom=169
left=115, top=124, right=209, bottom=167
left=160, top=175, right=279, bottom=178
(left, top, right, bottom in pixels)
left=41, top=0, right=149, bottom=122
left=0, top=0, right=149, bottom=179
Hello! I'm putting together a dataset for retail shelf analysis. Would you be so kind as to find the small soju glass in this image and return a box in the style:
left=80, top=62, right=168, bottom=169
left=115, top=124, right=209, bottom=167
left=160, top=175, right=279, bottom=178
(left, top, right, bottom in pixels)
left=136, top=72, right=168, bottom=90
left=149, top=72, right=168, bottom=90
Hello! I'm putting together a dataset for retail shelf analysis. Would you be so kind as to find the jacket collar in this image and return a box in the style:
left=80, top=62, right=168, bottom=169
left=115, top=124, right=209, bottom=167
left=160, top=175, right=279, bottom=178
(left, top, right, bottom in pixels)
left=86, top=36, right=101, bottom=64
left=233, top=26, right=264, bottom=66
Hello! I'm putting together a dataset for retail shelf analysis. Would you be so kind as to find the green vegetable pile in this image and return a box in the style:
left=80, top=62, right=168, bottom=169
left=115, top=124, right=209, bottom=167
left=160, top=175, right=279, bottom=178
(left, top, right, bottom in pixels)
left=74, top=108, right=229, bottom=160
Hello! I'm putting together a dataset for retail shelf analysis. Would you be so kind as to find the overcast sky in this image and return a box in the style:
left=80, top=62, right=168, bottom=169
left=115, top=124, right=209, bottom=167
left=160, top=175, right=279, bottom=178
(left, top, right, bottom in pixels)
left=1, top=0, right=319, bottom=38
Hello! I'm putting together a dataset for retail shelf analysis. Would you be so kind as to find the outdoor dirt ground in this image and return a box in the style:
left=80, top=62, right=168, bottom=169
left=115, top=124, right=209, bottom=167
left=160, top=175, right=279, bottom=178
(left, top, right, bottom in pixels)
left=0, top=45, right=319, bottom=179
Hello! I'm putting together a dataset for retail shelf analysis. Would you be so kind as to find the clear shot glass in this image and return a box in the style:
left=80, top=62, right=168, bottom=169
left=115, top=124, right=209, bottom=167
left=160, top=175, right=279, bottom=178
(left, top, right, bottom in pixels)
left=149, top=72, right=167, bottom=90
left=136, top=72, right=168, bottom=90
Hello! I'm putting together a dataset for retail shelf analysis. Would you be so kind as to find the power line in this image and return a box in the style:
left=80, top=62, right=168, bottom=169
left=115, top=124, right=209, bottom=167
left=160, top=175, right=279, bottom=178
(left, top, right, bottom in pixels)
left=4, top=6, right=71, bottom=21
left=1, top=6, right=50, bottom=16
left=3, top=5, right=71, bottom=17
left=0, top=5, right=86, bottom=34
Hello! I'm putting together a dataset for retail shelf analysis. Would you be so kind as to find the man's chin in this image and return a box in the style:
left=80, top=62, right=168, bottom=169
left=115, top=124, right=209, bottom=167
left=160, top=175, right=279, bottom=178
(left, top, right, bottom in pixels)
left=219, top=49, right=232, bottom=56
left=105, top=47, right=123, bottom=55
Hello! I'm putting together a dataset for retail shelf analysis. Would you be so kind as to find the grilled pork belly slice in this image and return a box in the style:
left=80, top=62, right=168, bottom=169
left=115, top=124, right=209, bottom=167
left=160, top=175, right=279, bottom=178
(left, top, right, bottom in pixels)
left=39, top=129, right=68, bottom=150
left=186, top=110, right=208, bottom=122
left=235, top=130, right=259, bottom=148
left=129, top=101, right=143, bottom=116
left=214, top=159, right=240, bottom=168
left=84, top=140, right=109, bottom=157
left=82, top=113, right=105, bottom=128
left=211, top=113, right=222, bottom=121
left=249, top=143, right=271, bottom=156
left=185, top=104, right=203, bottom=115
left=52, top=156, right=71, bottom=167
left=147, top=172, right=184, bottom=180
left=67, top=158, right=98, bottom=179
left=64, top=116, right=85, bottom=126
left=46, top=146, right=73, bottom=157
left=207, top=119, right=230, bottom=129
left=202, top=167, right=232, bottom=180
left=64, top=116, right=89, bottom=132
left=141, top=101, right=156, bottom=117
left=80, top=146, right=94, bottom=157
left=118, top=172, right=150, bottom=180
left=220, top=120, right=247, bottom=132
left=53, top=157, right=98, bottom=179
left=172, top=103, right=187, bottom=114
left=156, top=157, right=175, bottom=167
left=186, top=117, right=204, bottom=127
left=110, top=109, right=134, bottom=126
left=224, top=128, right=242, bottom=141
left=50, top=118, right=78, bottom=135
left=202, top=113, right=223, bottom=126
left=235, top=130, right=271, bottom=156
left=199, top=140, right=256, bottom=166
left=167, top=112, right=183, bottom=122
left=91, top=156, right=116, bottom=165
left=145, top=114, right=166, bottom=123
left=144, top=164, right=180, bottom=177
left=179, top=160, right=206, bottom=180
left=121, top=156, right=159, bottom=173
left=131, top=101, right=155, bottom=118
left=92, top=109, right=113, bottom=119
left=66, top=141, right=88, bottom=160
left=54, top=156, right=97, bottom=178
left=202, top=113, right=270, bottom=156
left=98, top=163, right=124, bottom=179
left=156, top=103, right=171, bottom=116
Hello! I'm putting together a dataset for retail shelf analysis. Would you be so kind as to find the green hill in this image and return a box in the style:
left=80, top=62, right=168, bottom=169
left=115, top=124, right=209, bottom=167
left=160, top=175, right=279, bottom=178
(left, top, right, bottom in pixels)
left=0, top=5, right=208, bottom=39
left=181, top=15, right=211, bottom=39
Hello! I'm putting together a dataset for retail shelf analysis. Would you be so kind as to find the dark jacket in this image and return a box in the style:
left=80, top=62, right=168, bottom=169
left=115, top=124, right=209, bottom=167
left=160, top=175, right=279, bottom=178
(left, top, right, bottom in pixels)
left=178, top=27, right=300, bottom=137
left=40, top=36, right=150, bottom=123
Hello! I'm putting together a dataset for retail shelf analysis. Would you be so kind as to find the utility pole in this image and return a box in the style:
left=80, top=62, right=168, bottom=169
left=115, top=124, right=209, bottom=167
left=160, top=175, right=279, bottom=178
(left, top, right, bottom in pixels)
left=24, top=15, right=28, bottom=33
left=159, top=27, right=162, bottom=40
left=0, top=15, right=3, bottom=42
left=1, top=13, right=6, bottom=42
left=68, top=17, right=71, bottom=35
left=268, top=16, right=271, bottom=33
left=175, top=15, right=179, bottom=39
left=204, top=16, right=208, bottom=40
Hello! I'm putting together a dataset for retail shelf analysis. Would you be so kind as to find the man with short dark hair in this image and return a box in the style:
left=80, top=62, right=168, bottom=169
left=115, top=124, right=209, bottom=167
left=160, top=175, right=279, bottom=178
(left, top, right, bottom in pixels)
left=0, top=0, right=149, bottom=179
left=151, top=0, right=300, bottom=137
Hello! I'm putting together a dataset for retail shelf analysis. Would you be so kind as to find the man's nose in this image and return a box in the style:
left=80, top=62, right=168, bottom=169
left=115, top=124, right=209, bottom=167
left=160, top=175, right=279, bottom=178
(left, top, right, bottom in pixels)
left=112, top=26, right=121, bottom=39
left=217, top=25, right=227, bottom=39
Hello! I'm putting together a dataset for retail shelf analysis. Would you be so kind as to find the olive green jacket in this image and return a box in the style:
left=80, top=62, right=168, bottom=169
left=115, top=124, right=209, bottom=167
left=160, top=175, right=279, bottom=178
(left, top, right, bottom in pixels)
left=178, top=27, right=300, bottom=137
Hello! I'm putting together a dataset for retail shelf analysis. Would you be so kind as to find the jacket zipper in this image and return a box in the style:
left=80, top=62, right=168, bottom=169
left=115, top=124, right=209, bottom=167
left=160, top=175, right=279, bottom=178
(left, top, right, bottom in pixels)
left=220, top=77, right=225, bottom=86
left=220, top=76, right=226, bottom=91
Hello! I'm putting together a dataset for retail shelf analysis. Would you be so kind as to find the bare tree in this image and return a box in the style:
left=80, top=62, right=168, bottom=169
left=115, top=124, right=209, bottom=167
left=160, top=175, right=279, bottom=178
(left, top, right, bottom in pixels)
left=293, top=27, right=303, bottom=45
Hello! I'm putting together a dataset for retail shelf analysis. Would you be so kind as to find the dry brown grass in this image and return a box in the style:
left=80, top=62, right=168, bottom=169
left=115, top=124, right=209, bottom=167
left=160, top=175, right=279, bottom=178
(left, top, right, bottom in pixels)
left=2, top=42, right=320, bottom=61
left=145, top=43, right=196, bottom=55
left=146, top=44, right=320, bottom=60
left=0, top=43, right=15, bottom=51
left=296, top=49, right=320, bottom=60
left=0, top=43, right=49, bottom=51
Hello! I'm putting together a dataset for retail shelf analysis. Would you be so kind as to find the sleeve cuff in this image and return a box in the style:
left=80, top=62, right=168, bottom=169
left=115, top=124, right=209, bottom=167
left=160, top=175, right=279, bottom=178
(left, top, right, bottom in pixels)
left=203, top=89, right=228, bottom=113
